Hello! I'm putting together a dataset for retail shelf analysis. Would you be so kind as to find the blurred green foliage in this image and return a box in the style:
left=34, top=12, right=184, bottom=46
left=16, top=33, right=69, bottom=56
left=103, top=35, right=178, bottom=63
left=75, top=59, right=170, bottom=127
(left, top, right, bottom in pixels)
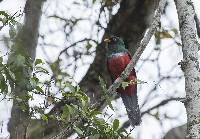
left=0, top=50, right=130, bottom=138
left=0, top=11, right=17, bottom=30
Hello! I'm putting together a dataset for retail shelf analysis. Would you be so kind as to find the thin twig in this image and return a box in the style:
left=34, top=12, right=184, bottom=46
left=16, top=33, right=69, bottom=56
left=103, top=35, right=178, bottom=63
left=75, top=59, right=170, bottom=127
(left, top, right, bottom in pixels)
left=120, top=97, right=185, bottom=129
left=0, top=11, right=18, bottom=31
left=141, top=97, right=185, bottom=116
left=58, top=38, right=98, bottom=59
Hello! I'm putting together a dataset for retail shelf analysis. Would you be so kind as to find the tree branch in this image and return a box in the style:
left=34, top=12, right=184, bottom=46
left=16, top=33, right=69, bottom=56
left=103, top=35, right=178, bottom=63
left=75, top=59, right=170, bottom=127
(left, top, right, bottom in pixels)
left=141, top=97, right=185, bottom=116
left=58, top=38, right=98, bottom=58
left=120, top=97, right=184, bottom=129
left=107, top=0, right=167, bottom=95
left=174, top=0, right=200, bottom=138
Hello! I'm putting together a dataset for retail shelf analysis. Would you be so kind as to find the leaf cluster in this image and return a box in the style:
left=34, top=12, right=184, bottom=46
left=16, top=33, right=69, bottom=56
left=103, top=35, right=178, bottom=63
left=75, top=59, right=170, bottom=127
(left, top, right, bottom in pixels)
left=0, top=52, right=130, bottom=138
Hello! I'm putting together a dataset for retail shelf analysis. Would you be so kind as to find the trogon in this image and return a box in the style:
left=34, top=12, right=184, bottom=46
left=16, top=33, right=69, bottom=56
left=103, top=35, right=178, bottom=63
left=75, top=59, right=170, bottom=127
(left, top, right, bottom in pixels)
left=104, top=35, right=141, bottom=127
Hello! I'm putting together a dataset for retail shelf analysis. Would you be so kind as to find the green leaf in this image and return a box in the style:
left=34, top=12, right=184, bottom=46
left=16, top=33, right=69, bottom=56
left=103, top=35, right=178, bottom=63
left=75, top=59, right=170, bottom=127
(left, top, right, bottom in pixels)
left=0, top=74, right=7, bottom=93
left=171, top=28, right=178, bottom=34
left=95, top=118, right=106, bottom=126
left=34, top=66, right=49, bottom=74
left=121, top=81, right=129, bottom=89
left=155, top=31, right=172, bottom=39
left=86, top=42, right=92, bottom=50
left=34, top=59, right=43, bottom=66
left=0, top=57, right=3, bottom=63
left=160, top=32, right=172, bottom=39
left=16, top=97, right=23, bottom=103
left=99, top=76, right=107, bottom=93
left=76, top=85, right=80, bottom=92
left=90, top=109, right=101, bottom=117
left=107, top=97, right=114, bottom=110
left=40, top=114, right=48, bottom=122
left=26, top=77, right=37, bottom=91
left=99, top=76, right=114, bottom=110
left=80, top=98, right=86, bottom=107
left=61, top=105, right=70, bottom=119
left=35, top=86, right=44, bottom=93
left=0, top=11, right=9, bottom=18
left=67, top=105, right=73, bottom=114
left=66, top=105, right=74, bottom=114
left=49, top=60, right=60, bottom=73
left=89, top=134, right=100, bottom=139
left=65, top=82, right=75, bottom=92
left=113, top=119, right=119, bottom=131
left=31, top=76, right=39, bottom=84
left=74, top=127, right=83, bottom=135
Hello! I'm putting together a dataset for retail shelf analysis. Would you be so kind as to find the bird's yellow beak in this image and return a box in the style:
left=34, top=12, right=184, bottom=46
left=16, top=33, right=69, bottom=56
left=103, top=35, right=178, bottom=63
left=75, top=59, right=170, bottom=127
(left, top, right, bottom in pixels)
left=104, top=38, right=111, bottom=43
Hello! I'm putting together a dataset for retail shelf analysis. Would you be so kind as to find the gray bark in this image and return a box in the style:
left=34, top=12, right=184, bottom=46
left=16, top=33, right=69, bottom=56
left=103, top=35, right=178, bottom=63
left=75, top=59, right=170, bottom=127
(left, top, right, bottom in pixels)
left=7, top=0, right=44, bottom=139
left=174, top=0, right=200, bottom=138
left=163, top=124, right=186, bottom=139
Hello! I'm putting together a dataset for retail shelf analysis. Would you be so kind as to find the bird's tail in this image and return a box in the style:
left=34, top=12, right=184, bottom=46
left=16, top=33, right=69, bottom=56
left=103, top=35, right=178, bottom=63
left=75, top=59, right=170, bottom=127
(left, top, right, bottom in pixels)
left=120, top=93, right=141, bottom=127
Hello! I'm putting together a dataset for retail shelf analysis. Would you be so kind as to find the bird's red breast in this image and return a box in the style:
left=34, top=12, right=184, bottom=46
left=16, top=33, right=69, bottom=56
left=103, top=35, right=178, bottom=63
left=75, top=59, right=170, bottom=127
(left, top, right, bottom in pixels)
left=107, top=53, right=137, bottom=96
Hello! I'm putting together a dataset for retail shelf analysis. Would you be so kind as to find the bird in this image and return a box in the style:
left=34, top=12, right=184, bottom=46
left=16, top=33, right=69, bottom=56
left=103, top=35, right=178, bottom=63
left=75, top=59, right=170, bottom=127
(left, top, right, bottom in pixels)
left=104, top=35, right=141, bottom=127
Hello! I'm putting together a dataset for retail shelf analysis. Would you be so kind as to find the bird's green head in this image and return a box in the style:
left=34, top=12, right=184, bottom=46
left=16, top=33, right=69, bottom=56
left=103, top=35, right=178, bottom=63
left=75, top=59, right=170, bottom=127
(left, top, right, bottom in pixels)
left=104, top=35, right=128, bottom=56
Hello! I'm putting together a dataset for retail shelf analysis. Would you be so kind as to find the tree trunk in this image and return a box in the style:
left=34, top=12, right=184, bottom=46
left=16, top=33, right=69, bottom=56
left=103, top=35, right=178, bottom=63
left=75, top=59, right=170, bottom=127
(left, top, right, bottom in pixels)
left=163, top=124, right=186, bottom=139
left=174, top=0, right=200, bottom=138
left=7, top=0, right=44, bottom=139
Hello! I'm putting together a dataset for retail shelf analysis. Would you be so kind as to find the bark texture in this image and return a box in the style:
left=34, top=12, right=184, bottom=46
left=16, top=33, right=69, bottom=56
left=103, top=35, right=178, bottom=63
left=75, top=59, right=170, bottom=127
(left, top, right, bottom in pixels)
left=7, top=0, right=44, bottom=139
left=174, top=0, right=200, bottom=138
left=163, top=124, right=186, bottom=139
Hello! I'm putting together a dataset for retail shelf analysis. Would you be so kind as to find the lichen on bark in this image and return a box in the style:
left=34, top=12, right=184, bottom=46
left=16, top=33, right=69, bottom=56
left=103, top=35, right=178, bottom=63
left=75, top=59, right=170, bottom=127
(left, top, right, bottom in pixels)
left=174, top=0, right=200, bottom=138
